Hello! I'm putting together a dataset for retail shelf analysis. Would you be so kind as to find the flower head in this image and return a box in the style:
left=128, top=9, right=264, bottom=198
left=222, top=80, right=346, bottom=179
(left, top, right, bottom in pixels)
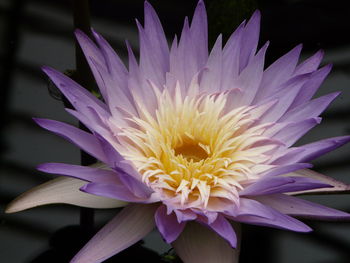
left=7, top=1, right=350, bottom=262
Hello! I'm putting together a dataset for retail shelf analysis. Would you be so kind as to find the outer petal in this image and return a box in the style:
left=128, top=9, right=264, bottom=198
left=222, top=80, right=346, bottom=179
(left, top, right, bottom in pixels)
left=279, top=92, right=340, bottom=122
left=81, top=183, right=149, bottom=203
left=233, top=41, right=268, bottom=107
left=5, top=177, right=126, bottom=213
left=290, top=64, right=332, bottom=108
left=291, top=136, right=350, bottom=163
left=200, top=35, right=222, bottom=93
left=288, top=169, right=350, bottom=195
left=37, top=162, right=119, bottom=183
left=239, top=10, right=260, bottom=71
left=271, top=117, right=321, bottom=147
left=206, top=215, right=237, bottom=248
left=96, top=134, right=153, bottom=198
left=190, top=0, right=208, bottom=68
left=172, top=222, right=240, bottom=263
left=239, top=176, right=330, bottom=196
left=255, top=44, right=302, bottom=101
left=293, top=49, right=324, bottom=75
left=74, top=29, right=108, bottom=100
left=42, top=66, right=109, bottom=117
left=155, top=205, right=185, bottom=243
left=255, top=194, right=350, bottom=220
left=234, top=199, right=312, bottom=232
left=262, top=163, right=313, bottom=177
left=34, top=118, right=108, bottom=163
left=71, top=203, right=158, bottom=263
left=144, top=1, right=169, bottom=75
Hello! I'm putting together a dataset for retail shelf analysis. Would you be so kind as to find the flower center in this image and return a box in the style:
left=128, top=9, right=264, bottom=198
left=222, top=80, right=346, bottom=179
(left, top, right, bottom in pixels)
left=174, top=141, right=209, bottom=162
left=117, top=86, right=278, bottom=212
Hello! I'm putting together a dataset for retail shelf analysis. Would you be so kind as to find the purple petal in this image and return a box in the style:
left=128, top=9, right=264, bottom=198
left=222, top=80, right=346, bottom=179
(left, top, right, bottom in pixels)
left=173, top=222, right=239, bottom=263
left=5, top=177, right=125, bottom=213
left=293, top=136, right=350, bottom=162
left=272, top=117, right=321, bottom=147
left=92, top=30, right=128, bottom=90
left=239, top=176, right=330, bottom=196
left=239, top=10, right=261, bottom=71
left=256, top=194, right=350, bottom=220
left=177, top=17, right=198, bottom=90
left=294, top=50, right=324, bottom=75
left=41, top=66, right=109, bottom=117
left=190, top=0, right=208, bottom=68
left=288, top=169, right=350, bottom=195
left=34, top=118, right=107, bottom=163
left=258, top=73, right=309, bottom=122
left=262, top=163, right=313, bottom=177
left=270, top=148, right=306, bottom=165
left=96, top=134, right=153, bottom=199
left=81, top=182, right=147, bottom=203
left=237, top=198, right=275, bottom=218
left=155, top=205, right=186, bottom=243
left=173, top=209, right=198, bottom=222
left=71, top=204, right=157, bottom=263
left=144, top=1, right=170, bottom=73
left=65, top=108, right=120, bottom=138
left=37, top=163, right=119, bottom=183
left=279, top=92, right=340, bottom=122
left=126, top=41, right=158, bottom=114
left=137, top=19, right=166, bottom=88
left=222, top=23, right=244, bottom=91
left=89, top=55, right=138, bottom=117
left=234, top=199, right=312, bottom=232
left=200, top=35, right=222, bottom=93
left=206, top=215, right=237, bottom=248
left=236, top=41, right=268, bottom=106
left=74, top=29, right=108, bottom=100
left=255, top=44, right=302, bottom=101
left=290, top=64, right=332, bottom=108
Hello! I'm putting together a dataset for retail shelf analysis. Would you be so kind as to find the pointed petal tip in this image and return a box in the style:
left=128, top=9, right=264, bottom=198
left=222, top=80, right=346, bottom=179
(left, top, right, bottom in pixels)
left=5, top=201, right=20, bottom=214
left=41, top=65, right=55, bottom=75
left=143, top=0, right=155, bottom=11
left=324, top=63, right=333, bottom=71
left=32, top=117, right=45, bottom=126
left=251, top=9, right=261, bottom=19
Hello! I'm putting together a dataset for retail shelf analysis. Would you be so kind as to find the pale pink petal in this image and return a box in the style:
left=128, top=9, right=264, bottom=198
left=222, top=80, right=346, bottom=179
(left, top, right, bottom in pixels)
left=71, top=203, right=158, bottom=263
left=173, top=222, right=240, bottom=263
left=5, top=177, right=126, bottom=213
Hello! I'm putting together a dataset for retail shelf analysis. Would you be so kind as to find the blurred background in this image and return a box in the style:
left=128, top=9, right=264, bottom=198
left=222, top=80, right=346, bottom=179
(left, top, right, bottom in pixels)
left=1, top=0, right=350, bottom=262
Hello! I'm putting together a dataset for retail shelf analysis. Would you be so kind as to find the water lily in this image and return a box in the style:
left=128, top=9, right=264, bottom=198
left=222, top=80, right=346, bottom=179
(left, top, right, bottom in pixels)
left=6, top=1, right=350, bottom=262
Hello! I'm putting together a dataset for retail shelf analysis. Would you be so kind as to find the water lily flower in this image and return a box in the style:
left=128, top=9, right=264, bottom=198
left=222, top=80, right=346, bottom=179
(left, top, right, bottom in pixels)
left=6, top=1, right=350, bottom=262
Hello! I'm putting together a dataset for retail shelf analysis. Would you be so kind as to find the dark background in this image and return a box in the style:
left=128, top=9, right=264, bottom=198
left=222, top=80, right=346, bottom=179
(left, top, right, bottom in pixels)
left=1, top=0, right=350, bottom=262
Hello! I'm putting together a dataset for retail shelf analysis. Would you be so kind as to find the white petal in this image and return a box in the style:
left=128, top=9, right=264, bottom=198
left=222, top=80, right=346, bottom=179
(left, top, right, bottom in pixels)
left=71, top=203, right=157, bottom=263
left=5, top=177, right=127, bottom=213
left=172, top=222, right=240, bottom=263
